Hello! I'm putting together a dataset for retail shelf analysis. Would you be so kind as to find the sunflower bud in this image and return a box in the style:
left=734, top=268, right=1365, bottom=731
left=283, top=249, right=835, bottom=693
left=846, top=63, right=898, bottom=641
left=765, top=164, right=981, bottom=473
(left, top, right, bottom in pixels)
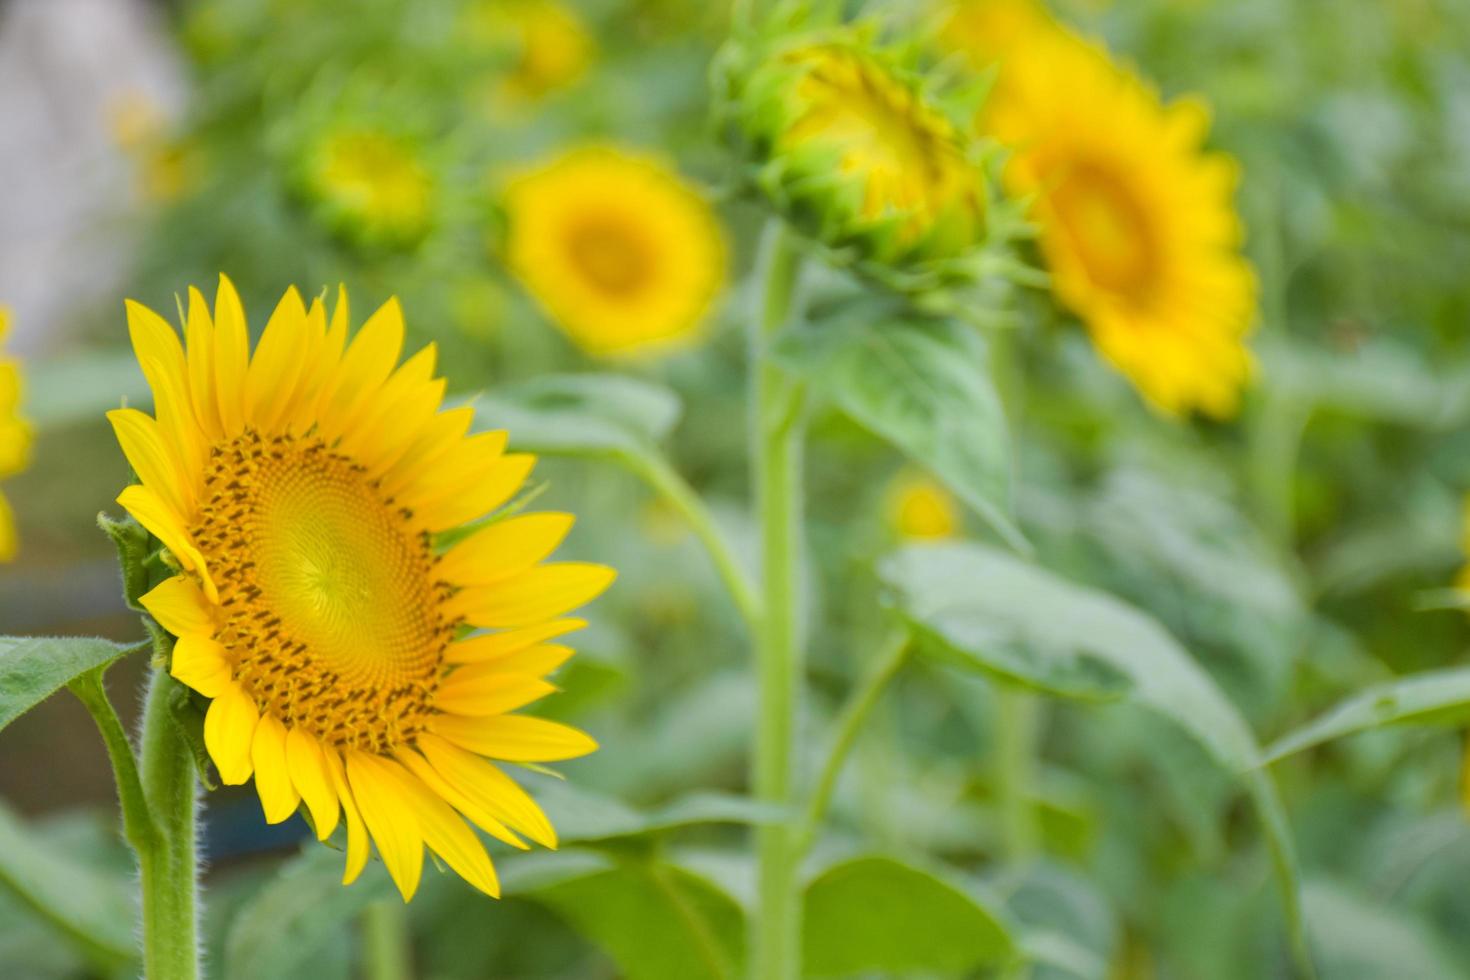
left=296, top=126, right=435, bottom=251
left=716, top=18, right=1004, bottom=292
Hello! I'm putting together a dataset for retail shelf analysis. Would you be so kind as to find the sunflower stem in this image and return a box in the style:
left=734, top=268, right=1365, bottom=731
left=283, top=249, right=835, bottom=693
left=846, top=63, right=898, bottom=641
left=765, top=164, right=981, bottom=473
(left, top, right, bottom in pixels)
left=137, top=667, right=201, bottom=980
left=750, top=221, right=806, bottom=980
left=794, top=632, right=909, bottom=857
left=363, top=899, right=413, bottom=980
left=628, top=452, right=762, bottom=633
left=995, top=685, right=1040, bottom=861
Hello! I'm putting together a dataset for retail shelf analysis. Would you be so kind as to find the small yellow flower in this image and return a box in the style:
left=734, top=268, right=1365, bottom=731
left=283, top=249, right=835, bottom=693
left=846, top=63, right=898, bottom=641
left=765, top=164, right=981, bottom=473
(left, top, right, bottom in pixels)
left=886, top=473, right=959, bottom=541
left=467, top=0, right=594, bottom=107
left=304, top=129, right=434, bottom=249
left=111, top=277, right=614, bottom=900
left=503, top=146, right=727, bottom=358
left=0, top=308, right=33, bottom=561
left=108, top=92, right=200, bottom=204
left=955, top=7, right=1257, bottom=417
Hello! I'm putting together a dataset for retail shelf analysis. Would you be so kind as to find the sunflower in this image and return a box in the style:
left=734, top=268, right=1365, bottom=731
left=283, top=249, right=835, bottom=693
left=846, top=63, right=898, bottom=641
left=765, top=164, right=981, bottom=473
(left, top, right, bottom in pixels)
left=722, top=35, right=988, bottom=273
left=503, top=146, right=727, bottom=357
left=111, top=277, right=613, bottom=900
left=467, top=0, right=595, bottom=107
left=885, top=472, right=959, bottom=541
left=0, top=308, right=32, bottom=561
left=961, top=9, right=1257, bottom=417
left=303, top=129, right=434, bottom=249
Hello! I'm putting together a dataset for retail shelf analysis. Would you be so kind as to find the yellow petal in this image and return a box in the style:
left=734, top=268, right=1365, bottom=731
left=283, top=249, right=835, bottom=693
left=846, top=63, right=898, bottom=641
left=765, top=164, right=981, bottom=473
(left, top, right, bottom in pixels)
left=212, top=274, right=249, bottom=436
left=445, top=563, right=615, bottom=629
left=397, top=768, right=500, bottom=898
left=458, top=643, right=574, bottom=679
left=125, top=301, right=203, bottom=477
left=107, top=408, right=193, bottom=519
left=395, top=748, right=528, bottom=850
left=444, top=620, right=586, bottom=665
left=0, top=492, right=14, bottom=562
left=395, top=430, right=506, bottom=510
left=185, top=286, right=223, bottom=441
left=116, top=485, right=216, bottom=601
left=436, top=672, right=557, bottom=717
left=285, top=726, right=340, bottom=841
left=319, top=297, right=405, bottom=440
left=377, top=405, right=475, bottom=500
left=345, top=752, right=424, bottom=902
left=139, top=575, right=217, bottom=638
left=436, top=513, right=575, bottom=589
left=246, top=286, right=310, bottom=432
left=204, top=683, right=259, bottom=786
left=325, top=750, right=370, bottom=885
left=427, top=714, right=597, bottom=765
left=169, top=634, right=231, bottom=698
left=416, top=732, right=559, bottom=847
left=251, top=713, right=300, bottom=824
left=411, top=453, right=534, bottom=534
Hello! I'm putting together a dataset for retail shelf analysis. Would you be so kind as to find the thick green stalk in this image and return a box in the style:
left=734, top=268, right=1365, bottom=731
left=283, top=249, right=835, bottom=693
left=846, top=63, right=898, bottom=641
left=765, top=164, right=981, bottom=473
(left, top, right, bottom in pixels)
left=995, top=687, right=1040, bottom=861
left=750, top=222, right=805, bottom=980
left=137, top=668, right=200, bottom=980
left=363, top=899, right=413, bottom=980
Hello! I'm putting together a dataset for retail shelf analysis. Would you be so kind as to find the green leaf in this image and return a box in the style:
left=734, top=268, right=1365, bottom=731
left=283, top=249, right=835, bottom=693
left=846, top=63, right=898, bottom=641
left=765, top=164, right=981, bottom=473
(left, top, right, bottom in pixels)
left=1264, top=666, right=1470, bottom=763
left=775, top=311, right=1024, bottom=551
left=1304, top=879, right=1464, bottom=980
left=529, top=853, right=745, bottom=980
left=0, top=636, right=137, bottom=735
left=879, top=543, right=1312, bottom=974
left=531, top=780, right=778, bottom=845
left=1262, top=338, right=1470, bottom=429
left=802, top=855, right=1015, bottom=976
left=472, top=374, right=682, bottom=464
left=0, top=801, right=137, bottom=972
left=25, top=352, right=149, bottom=430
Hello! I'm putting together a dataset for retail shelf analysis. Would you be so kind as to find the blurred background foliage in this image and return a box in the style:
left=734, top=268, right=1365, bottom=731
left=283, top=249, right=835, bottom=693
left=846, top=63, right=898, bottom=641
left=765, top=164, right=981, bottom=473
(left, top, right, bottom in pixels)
left=3, top=0, right=1470, bottom=977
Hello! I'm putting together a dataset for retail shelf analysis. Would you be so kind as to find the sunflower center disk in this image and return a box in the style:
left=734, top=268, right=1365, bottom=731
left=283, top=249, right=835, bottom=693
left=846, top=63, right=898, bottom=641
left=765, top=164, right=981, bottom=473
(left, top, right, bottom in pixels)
left=565, top=216, right=653, bottom=296
left=1049, top=162, right=1158, bottom=302
left=193, top=431, right=454, bottom=753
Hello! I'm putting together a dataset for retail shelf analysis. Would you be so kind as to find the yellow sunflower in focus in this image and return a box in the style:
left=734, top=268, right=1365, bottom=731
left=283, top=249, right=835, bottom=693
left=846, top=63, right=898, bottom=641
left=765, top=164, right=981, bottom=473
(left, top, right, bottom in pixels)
left=305, top=129, right=434, bottom=249
left=0, top=308, right=32, bottom=561
left=886, top=472, right=959, bottom=541
left=112, top=277, right=613, bottom=900
left=958, top=6, right=1257, bottom=417
left=503, top=147, right=727, bottom=358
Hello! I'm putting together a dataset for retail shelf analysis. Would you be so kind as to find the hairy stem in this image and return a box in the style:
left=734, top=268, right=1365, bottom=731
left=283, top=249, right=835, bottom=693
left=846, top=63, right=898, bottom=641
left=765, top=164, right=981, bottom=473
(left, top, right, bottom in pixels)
left=137, top=668, right=200, bottom=980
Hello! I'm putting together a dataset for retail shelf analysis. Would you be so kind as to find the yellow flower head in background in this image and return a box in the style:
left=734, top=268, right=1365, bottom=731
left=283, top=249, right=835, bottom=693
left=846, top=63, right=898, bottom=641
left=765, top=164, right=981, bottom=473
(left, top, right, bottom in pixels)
left=0, top=308, right=33, bottom=561
left=108, top=91, right=200, bottom=205
left=304, top=129, right=434, bottom=249
left=886, top=472, right=959, bottom=541
left=111, top=278, right=614, bottom=900
left=953, top=1, right=1257, bottom=418
left=504, top=146, right=727, bottom=358
left=468, top=0, right=595, bottom=107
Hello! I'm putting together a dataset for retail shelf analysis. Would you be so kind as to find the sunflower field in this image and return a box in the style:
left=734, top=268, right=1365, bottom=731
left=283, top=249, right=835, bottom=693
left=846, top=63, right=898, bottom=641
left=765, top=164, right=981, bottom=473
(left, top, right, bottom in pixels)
left=2, top=0, right=1470, bottom=977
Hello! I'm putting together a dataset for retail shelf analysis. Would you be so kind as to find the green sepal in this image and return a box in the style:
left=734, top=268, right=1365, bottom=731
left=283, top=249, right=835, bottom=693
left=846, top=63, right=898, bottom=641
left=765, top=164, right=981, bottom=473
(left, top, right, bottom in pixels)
left=143, top=617, right=220, bottom=792
left=97, top=511, right=153, bottom=612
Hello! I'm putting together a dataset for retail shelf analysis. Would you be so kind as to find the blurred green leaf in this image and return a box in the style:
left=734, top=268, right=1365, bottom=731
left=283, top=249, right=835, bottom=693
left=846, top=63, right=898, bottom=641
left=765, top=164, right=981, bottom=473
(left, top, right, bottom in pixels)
left=1304, top=879, right=1464, bottom=980
left=1263, top=339, right=1470, bottom=429
left=0, top=636, right=137, bottom=734
left=0, top=801, right=137, bottom=973
left=801, top=855, right=1016, bottom=976
left=776, top=312, right=1023, bottom=551
left=1265, top=667, right=1470, bottom=763
left=879, top=543, right=1311, bottom=972
left=25, top=353, right=149, bottom=430
left=473, top=373, right=682, bottom=464
left=530, top=779, right=778, bottom=845
left=1003, top=862, right=1118, bottom=980
left=530, top=853, right=744, bottom=980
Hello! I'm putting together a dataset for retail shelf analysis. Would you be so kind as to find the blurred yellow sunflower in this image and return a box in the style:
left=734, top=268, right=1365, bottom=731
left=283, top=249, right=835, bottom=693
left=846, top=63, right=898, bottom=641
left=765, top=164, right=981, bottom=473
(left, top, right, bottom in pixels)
left=963, top=10, right=1257, bottom=417
left=305, top=129, right=433, bottom=248
left=112, top=277, right=613, bottom=900
left=885, top=472, right=959, bottom=541
left=467, top=0, right=595, bottom=106
left=504, top=146, right=727, bottom=357
left=0, top=308, right=32, bottom=561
